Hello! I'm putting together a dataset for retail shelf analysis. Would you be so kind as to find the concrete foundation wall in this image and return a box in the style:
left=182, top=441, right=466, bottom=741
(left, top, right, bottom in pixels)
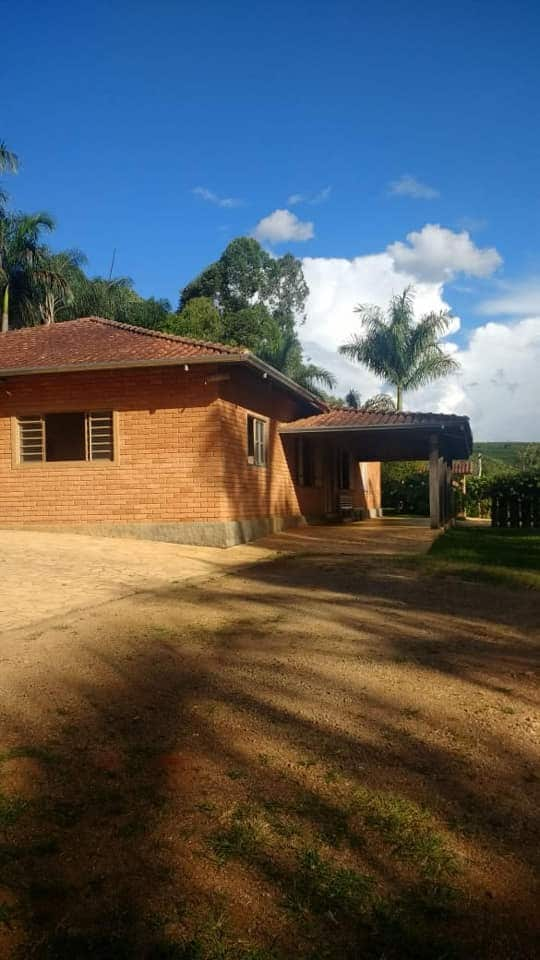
left=0, top=514, right=306, bottom=548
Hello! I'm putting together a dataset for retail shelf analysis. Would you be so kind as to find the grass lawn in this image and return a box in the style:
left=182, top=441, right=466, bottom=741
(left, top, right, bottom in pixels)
left=421, top=526, right=540, bottom=590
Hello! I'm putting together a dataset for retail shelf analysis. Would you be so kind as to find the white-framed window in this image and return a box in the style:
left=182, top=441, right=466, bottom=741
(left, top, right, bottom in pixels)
left=17, top=411, right=114, bottom=464
left=247, top=414, right=266, bottom=466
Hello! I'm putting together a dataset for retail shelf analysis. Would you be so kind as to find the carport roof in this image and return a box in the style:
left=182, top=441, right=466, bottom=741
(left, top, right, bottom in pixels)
left=281, top=409, right=473, bottom=461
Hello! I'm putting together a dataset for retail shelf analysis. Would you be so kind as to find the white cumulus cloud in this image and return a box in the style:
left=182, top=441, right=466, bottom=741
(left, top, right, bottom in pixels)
left=302, top=251, right=458, bottom=352
left=408, top=318, right=540, bottom=440
left=477, top=279, right=540, bottom=317
left=253, top=209, right=314, bottom=244
left=389, top=175, right=440, bottom=200
left=192, top=187, right=243, bottom=208
left=388, top=224, right=502, bottom=282
left=299, top=226, right=538, bottom=439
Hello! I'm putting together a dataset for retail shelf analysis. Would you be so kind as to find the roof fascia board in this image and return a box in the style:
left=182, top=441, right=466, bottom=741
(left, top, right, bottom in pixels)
left=279, top=422, right=458, bottom=435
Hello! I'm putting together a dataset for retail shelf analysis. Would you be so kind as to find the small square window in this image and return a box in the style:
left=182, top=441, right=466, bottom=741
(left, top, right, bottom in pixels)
left=17, top=412, right=114, bottom=464
left=247, top=415, right=266, bottom=466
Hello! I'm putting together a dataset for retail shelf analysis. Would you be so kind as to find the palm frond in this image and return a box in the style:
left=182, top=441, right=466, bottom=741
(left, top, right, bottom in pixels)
left=403, top=350, right=460, bottom=391
left=340, top=286, right=460, bottom=408
left=0, top=142, right=19, bottom=174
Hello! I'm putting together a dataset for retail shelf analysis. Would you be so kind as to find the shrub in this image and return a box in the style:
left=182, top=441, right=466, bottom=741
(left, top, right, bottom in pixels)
left=382, top=462, right=429, bottom=516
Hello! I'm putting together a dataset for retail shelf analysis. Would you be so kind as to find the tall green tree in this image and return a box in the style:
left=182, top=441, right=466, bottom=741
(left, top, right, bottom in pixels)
left=339, top=287, right=459, bottom=410
left=56, top=264, right=173, bottom=329
left=179, top=237, right=308, bottom=330
left=0, top=211, right=71, bottom=331
left=178, top=237, right=333, bottom=393
left=168, top=296, right=224, bottom=341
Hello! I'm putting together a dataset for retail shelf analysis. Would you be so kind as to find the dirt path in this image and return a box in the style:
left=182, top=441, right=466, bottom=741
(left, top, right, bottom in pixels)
left=0, top=523, right=538, bottom=958
left=0, top=528, right=278, bottom=632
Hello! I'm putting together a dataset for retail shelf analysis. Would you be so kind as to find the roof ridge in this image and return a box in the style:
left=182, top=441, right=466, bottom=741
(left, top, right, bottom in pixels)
left=0, top=317, right=249, bottom=357
left=83, top=316, right=248, bottom=356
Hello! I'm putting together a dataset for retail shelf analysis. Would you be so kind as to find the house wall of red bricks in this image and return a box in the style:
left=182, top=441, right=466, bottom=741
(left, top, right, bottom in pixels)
left=0, top=365, right=230, bottom=526
left=0, top=363, right=381, bottom=528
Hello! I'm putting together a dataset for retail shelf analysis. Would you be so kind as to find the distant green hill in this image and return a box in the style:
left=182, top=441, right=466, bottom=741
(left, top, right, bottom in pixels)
left=473, top=442, right=540, bottom=475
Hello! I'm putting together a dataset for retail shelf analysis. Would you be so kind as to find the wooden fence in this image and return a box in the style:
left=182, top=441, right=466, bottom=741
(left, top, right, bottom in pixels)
left=491, top=492, right=540, bottom=528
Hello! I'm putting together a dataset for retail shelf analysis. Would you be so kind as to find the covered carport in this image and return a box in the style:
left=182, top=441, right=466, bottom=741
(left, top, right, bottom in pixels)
left=280, top=410, right=473, bottom=529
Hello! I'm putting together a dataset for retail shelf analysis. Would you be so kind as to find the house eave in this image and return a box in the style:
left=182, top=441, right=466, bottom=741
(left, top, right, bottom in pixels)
left=279, top=420, right=473, bottom=459
left=0, top=354, right=326, bottom=412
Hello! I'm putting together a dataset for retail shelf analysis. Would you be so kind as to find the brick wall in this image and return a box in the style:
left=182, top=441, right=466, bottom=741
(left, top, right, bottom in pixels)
left=0, top=363, right=381, bottom=528
left=0, top=364, right=309, bottom=527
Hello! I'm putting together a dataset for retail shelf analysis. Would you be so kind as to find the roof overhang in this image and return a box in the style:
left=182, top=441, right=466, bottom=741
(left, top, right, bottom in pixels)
left=279, top=418, right=472, bottom=461
left=0, top=353, right=326, bottom=414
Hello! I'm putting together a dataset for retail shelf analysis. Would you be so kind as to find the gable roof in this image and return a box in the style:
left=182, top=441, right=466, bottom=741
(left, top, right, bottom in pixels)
left=0, top=317, right=325, bottom=412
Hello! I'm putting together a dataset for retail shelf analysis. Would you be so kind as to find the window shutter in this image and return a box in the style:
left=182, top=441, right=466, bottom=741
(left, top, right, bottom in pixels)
left=254, top=418, right=265, bottom=465
left=88, top=412, right=114, bottom=460
left=18, top=416, right=45, bottom=462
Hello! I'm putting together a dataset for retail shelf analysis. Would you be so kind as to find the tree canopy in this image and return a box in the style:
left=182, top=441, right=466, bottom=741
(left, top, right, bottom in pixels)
left=339, top=287, right=459, bottom=410
left=176, top=237, right=333, bottom=394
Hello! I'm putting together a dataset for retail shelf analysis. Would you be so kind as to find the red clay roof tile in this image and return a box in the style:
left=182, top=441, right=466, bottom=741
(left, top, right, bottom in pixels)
left=0, top=316, right=246, bottom=372
left=282, top=409, right=471, bottom=430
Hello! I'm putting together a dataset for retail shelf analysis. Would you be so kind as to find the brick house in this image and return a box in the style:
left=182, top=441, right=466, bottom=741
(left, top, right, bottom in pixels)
left=0, top=317, right=383, bottom=546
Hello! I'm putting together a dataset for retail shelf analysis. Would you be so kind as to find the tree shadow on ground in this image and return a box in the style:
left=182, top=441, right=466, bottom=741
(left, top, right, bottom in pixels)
left=0, top=550, right=538, bottom=959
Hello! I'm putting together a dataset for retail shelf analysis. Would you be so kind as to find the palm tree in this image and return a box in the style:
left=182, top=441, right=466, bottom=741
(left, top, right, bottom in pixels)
left=0, top=142, right=19, bottom=212
left=0, top=211, right=69, bottom=331
left=262, top=330, right=336, bottom=395
left=37, top=249, right=87, bottom=324
left=0, top=142, right=18, bottom=174
left=339, top=287, right=459, bottom=410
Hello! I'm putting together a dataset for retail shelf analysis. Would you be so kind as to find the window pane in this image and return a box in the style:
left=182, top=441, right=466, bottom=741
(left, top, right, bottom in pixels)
left=45, top=412, right=86, bottom=462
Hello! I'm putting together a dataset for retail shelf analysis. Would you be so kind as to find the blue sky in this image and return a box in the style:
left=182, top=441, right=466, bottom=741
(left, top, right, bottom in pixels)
left=3, top=0, right=540, bottom=437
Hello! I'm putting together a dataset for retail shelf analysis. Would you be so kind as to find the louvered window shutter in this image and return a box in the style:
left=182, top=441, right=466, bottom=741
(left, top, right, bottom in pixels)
left=87, top=412, right=114, bottom=460
left=18, top=416, right=45, bottom=462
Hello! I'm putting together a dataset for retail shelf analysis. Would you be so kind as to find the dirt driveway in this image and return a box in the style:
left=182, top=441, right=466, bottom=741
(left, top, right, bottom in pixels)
left=0, top=521, right=538, bottom=959
left=0, top=520, right=434, bottom=632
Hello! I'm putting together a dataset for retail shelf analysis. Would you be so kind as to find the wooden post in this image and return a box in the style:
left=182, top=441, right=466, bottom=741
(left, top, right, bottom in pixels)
left=444, top=460, right=455, bottom=524
left=429, top=434, right=440, bottom=529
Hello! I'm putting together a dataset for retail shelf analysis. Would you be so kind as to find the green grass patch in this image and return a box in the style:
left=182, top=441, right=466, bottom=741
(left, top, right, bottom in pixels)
left=210, top=805, right=264, bottom=863
left=420, top=526, right=540, bottom=589
left=351, top=788, right=457, bottom=880
left=287, top=847, right=375, bottom=917
left=202, top=790, right=463, bottom=958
